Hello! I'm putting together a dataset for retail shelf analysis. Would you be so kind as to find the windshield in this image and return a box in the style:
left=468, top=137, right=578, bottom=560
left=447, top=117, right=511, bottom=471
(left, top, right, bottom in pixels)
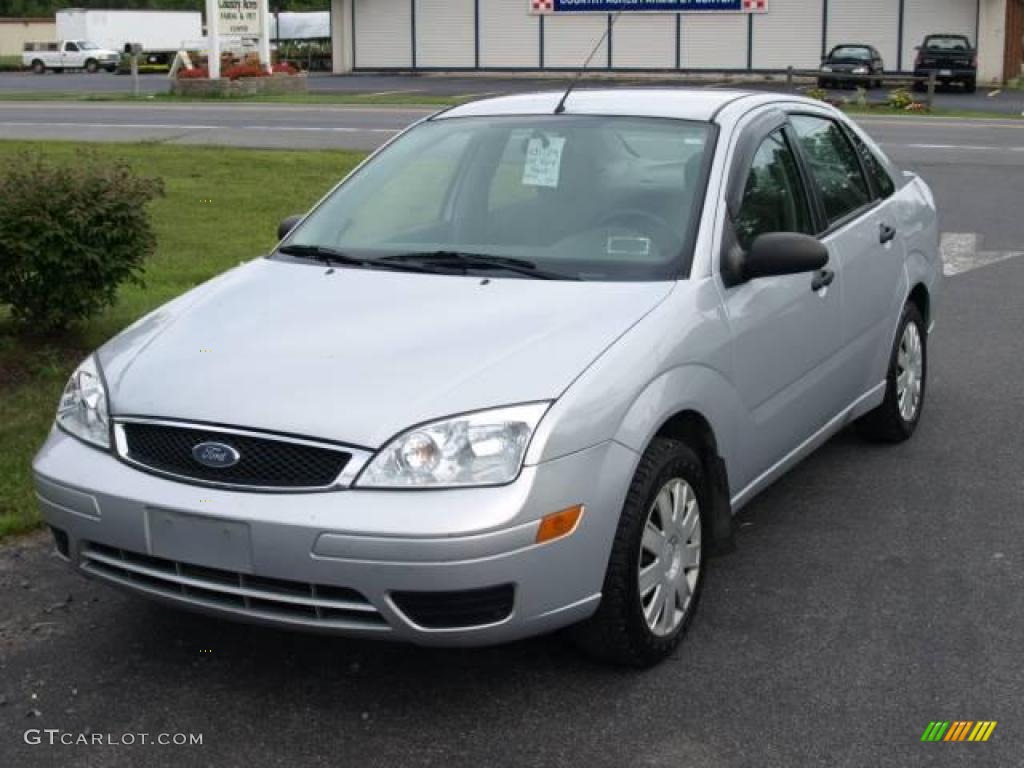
left=280, top=115, right=714, bottom=281
left=924, top=35, right=970, bottom=50
left=830, top=46, right=871, bottom=61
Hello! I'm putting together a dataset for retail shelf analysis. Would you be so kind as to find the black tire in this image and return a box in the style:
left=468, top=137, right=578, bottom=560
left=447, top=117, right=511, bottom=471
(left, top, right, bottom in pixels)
left=912, top=80, right=926, bottom=93
left=817, top=77, right=829, bottom=88
left=31, top=59, right=45, bottom=75
left=964, top=78, right=977, bottom=93
left=85, top=59, right=99, bottom=74
left=571, top=437, right=706, bottom=667
left=857, top=303, right=927, bottom=443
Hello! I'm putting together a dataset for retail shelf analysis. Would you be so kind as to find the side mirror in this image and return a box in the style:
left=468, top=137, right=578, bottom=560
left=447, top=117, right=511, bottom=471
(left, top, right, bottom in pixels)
left=745, top=233, right=828, bottom=280
left=277, top=214, right=303, bottom=240
left=723, top=232, right=828, bottom=286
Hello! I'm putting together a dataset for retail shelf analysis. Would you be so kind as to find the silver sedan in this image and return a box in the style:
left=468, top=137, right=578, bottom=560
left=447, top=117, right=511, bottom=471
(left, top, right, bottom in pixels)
left=34, top=89, right=940, bottom=666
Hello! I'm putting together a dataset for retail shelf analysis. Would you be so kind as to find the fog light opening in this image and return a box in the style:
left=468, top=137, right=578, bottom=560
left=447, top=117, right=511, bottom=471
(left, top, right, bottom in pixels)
left=536, top=505, right=584, bottom=544
left=49, top=526, right=70, bottom=559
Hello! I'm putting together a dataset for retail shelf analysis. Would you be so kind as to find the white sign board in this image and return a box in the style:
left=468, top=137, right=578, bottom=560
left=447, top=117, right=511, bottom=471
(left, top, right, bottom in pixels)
left=219, top=0, right=263, bottom=37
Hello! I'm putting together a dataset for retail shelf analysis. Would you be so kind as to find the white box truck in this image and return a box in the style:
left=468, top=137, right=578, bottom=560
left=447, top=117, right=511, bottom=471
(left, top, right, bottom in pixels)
left=56, top=8, right=203, bottom=70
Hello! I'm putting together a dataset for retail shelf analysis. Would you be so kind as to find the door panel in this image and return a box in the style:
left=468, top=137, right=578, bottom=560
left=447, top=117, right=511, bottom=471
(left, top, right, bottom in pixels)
left=720, top=128, right=846, bottom=485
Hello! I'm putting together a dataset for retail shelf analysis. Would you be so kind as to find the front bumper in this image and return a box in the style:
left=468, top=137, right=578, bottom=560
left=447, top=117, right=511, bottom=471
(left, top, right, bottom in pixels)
left=914, top=67, right=975, bottom=81
left=33, top=428, right=636, bottom=646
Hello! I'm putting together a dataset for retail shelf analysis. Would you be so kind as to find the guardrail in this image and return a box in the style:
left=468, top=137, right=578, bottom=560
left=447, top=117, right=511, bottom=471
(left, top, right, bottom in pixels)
left=785, top=67, right=940, bottom=109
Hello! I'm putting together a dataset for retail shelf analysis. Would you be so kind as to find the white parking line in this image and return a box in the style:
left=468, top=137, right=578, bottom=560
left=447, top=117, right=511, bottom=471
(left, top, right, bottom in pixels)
left=903, top=143, right=1024, bottom=152
left=941, top=232, right=1024, bottom=276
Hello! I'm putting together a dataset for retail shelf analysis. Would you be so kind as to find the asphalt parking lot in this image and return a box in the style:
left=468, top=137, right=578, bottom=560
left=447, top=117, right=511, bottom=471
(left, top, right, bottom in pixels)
left=1, top=83, right=1022, bottom=767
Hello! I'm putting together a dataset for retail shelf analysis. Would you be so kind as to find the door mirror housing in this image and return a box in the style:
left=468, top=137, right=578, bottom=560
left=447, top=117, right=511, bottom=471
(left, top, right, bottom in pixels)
left=724, top=232, right=828, bottom=286
left=277, top=214, right=303, bottom=241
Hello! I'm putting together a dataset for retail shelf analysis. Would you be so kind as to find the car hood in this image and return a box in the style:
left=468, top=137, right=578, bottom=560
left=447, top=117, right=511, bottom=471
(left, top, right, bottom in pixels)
left=98, top=259, right=673, bottom=448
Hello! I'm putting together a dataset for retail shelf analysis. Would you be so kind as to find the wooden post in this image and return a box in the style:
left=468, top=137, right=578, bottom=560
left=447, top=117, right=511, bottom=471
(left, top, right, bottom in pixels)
left=926, top=70, right=936, bottom=109
left=130, top=51, right=139, bottom=97
left=786, top=65, right=794, bottom=89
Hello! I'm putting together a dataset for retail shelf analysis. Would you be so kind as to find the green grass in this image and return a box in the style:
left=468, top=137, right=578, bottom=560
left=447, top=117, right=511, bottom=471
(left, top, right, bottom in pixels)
left=0, top=141, right=367, bottom=538
left=0, top=90, right=467, bottom=106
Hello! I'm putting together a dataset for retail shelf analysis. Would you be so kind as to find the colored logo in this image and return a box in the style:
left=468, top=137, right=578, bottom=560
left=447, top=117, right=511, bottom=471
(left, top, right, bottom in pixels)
left=921, top=721, right=997, bottom=742
left=191, top=442, right=241, bottom=469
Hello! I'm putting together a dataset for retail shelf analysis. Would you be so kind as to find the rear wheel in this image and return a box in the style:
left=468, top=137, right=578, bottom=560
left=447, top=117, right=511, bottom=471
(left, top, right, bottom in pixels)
left=857, top=303, right=927, bottom=442
left=572, top=437, right=705, bottom=667
left=31, top=59, right=45, bottom=74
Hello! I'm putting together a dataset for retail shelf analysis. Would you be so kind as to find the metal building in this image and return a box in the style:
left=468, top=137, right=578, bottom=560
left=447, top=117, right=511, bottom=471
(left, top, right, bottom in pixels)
left=325, top=0, right=1023, bottom=84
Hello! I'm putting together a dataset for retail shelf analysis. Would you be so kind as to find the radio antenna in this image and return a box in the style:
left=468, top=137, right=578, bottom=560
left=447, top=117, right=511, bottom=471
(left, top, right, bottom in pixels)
left=554, top=10, right=624, bottom=115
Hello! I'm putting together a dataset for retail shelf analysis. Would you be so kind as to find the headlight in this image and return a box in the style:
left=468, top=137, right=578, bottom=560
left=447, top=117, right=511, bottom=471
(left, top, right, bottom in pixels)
left=821, top=65, right=833, bottom=72
left=56, top=355, right=110, bottom=449
left=853, top=66, right=869, bottom=74
left=356, top=403, right=549, bottom=488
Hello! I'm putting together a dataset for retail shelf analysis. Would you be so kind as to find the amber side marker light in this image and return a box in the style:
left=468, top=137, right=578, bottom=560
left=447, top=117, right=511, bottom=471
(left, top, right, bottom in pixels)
left=536, top=505, right=584, bottom=544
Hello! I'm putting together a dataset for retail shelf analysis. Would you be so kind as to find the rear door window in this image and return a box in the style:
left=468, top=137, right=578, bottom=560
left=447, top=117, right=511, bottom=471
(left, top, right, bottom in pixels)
left=847, top=131, right=895, bottom=199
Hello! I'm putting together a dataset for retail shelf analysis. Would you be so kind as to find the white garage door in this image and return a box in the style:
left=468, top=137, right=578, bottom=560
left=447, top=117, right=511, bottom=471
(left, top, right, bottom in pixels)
left=479, top=0, right=539, bottom=68
left=902, top=0, right=978, bottom=72
left=753, top=0, right=823, bottom=69
left=612, top=14, right=676, bottom=69
left=354, top=0, right=411, bottom=68
left=415, top=0, right=474, bottom=68
left=543, top=13, right=609, bottom=69
left=827, top=0, right=899, bottom=70
left=681, top=14, right=747, bottom=70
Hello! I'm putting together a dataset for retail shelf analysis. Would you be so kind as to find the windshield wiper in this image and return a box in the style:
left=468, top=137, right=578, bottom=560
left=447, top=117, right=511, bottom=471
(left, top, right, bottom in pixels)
left=277, top=243, right=374, bottom=267
left=277, top=243, right=448, bottom=275
left=381, top=251, right=579, bottom=281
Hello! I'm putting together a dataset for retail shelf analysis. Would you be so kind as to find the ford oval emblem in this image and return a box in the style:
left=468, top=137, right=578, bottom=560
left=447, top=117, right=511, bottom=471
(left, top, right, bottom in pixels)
left=192, top=441, right=241, bottom=469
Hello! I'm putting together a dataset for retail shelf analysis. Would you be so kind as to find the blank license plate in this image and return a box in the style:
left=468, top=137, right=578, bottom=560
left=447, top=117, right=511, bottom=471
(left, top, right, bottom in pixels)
left=147, top=508, right=252, bottom=572
left=939, top=69, right=952, bottom=76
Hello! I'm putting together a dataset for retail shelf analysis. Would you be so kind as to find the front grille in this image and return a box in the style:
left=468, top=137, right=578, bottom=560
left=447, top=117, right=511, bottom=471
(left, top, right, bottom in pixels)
left=80, top=542, right=388, bottom=630
left=391, top=584, right=515, bottom=629
left=118, top=421, right=351, bottom=490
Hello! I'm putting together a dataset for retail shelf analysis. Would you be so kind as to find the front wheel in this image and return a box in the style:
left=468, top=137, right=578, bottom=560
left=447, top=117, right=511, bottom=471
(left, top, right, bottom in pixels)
left=857, top=303, right=927, bottom=442
left=84, top=59, right=99, bottom=74
left=572, top=437, right=705, bottom=667
left=964, top=78, right=976, bottom=93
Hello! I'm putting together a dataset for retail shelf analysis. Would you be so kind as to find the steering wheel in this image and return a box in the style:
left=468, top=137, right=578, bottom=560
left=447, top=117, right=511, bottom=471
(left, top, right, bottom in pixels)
left=598, top=209, right=681, bottom=257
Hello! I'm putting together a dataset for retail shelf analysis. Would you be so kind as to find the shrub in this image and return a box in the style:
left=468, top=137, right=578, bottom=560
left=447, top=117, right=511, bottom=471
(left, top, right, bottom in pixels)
left=805, top=87, right=829, bottom=103
left=888, top=88, right=914, bottom=110
left=0, top=153, right=164, bottom=331
left=271, top=62, right=299, bottom=75
left=223, top=64, right=269, bottom=80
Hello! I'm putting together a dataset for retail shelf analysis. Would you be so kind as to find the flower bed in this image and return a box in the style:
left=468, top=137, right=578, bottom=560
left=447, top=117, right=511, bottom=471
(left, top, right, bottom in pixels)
left=170, top=70, right=307, bottom=97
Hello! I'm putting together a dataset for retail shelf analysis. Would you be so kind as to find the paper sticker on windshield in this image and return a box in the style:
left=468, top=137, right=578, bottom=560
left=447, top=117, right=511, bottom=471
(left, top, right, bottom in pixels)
left=522, top=137, right=566, bottom=188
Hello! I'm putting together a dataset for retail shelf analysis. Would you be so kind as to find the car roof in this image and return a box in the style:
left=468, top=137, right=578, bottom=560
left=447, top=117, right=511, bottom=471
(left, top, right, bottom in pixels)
left=438, top=88, right=774, bottom=123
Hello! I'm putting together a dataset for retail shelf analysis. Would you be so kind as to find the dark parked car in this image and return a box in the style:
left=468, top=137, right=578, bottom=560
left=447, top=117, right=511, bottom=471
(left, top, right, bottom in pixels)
left=914, top=34, right=977, bottom=93
left=818, top=44, right=884, bottom=89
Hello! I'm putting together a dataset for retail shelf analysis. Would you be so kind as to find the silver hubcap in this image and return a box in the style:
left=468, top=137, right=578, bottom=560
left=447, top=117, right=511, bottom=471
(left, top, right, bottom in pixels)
left=638, top=478, right=701, bottom=637
left=896, top=321, right=924, bottom=422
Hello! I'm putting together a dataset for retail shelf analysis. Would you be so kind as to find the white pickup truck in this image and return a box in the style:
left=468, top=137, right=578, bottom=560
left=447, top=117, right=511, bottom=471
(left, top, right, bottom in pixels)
left=22, top=40, right=121, bottom=74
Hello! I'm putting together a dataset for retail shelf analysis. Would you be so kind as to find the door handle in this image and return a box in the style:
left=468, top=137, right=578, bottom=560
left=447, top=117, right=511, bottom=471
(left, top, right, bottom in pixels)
left=811, top=269, right=835, bottom=292
left=879, top=223, right=897, bottom=244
